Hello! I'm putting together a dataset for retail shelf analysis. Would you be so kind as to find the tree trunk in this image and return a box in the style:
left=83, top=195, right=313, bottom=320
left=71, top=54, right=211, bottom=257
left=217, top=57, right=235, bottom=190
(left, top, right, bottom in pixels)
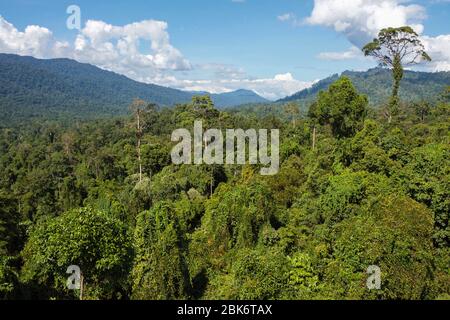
left=137, top=110, right=142, bottom=183
left=312, top=126, right=316, bottom=151
left=79, top=272, right=84, bottom=301
left=210, top=170, right=213, bottom=197
left=390, top=55, right=404, bottom=124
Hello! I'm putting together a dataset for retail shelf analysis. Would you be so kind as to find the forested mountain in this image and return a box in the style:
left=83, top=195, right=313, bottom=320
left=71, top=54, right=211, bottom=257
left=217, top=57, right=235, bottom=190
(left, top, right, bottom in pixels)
left=279, top=68, right=450, bottom=106
left=0, top=54, right=267, bottom=122
left=2, top=54, right=448, bottom=125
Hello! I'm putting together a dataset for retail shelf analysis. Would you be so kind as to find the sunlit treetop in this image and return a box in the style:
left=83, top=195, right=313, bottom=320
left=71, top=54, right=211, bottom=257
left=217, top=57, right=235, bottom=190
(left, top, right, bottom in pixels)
left=363, top=26, right=431, bottom=68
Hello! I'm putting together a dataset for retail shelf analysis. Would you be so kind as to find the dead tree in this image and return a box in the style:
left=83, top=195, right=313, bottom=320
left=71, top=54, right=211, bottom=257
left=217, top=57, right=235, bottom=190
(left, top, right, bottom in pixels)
left=130, top=99, right=147, bottom=183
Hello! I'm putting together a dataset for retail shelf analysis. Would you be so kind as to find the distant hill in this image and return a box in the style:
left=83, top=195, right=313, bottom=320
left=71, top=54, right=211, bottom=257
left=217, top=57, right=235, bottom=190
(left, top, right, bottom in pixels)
left=0, top=54, right=267, bottom=121
left=211, top=89, right=268, bottom=107
left=279, top=68, right=450, bottom=106
left=187, top=89, right=268, bottom=107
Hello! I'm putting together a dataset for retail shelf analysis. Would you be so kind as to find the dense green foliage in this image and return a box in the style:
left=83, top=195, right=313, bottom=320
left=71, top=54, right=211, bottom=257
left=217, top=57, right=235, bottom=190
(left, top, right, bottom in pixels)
left=309, top=77, right=368, bottom=138
left=0, top=78, right=448, bottom=300
left=21, top=207, right=132, bottom=299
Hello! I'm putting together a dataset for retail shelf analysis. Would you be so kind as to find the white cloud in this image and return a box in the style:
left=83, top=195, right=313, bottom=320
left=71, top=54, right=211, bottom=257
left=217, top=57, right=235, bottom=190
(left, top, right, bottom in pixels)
left=305, top=0, right=426, bottom=46
left=317, top=46, right=363, bottom=61
left=420, top=34, right=450, bottom=71
left=0, top=16, right=69, bottom=58
left=239, top=73, right=313, bottom=100
left=0, top=15, right=190, bottom=79
left=305, top=0, right=450, bottom=71
left=73, top=19, right=191, bottom=73
left=274, top=73, right=294, bottom=81
left=155, top=73, right=313, bottom=101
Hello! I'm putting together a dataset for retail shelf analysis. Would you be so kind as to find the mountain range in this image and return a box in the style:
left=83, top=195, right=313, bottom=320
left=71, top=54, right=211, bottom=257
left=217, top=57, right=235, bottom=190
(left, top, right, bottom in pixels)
left=0, top=54, right=267, bottom=121
left=1, top=53, right=449, bottom=123
left=279, top=68, right=450, bottom=106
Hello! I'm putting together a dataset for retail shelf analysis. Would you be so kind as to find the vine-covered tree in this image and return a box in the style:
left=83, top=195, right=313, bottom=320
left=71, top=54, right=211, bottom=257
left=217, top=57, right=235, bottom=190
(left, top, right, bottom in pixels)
left=283, top=102, right=301, bottom=127
left=413, top=100, right=431, bottom=122
left=309, top=76, right=368, bottom=139
left=131, top=202, right=191, bottom=299
left=363, top=26, right=431, bottom=122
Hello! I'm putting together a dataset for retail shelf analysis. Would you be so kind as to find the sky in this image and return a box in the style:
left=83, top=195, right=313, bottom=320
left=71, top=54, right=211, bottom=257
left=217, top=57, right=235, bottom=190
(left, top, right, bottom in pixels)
left=0, top=0, right=449, bottom=100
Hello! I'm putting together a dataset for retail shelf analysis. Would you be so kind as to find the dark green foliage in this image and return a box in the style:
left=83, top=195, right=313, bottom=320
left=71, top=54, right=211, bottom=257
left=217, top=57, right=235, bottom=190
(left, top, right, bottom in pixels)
left=397, top=143, right=450, bottom=247
left=0, top=193, right=21, bottom=256
left=198, top=181, right=274, bottom=252
left=309, top=76, right=367, bottom=138
left=0, top=255, right=18, bottom=299
left=326, top=195, right=434, bottom=299
left=132, top=202, right=191, bottom=299
left=21, top=207, right=132, bottom=299
left=205, top=248, right=290, bottom=299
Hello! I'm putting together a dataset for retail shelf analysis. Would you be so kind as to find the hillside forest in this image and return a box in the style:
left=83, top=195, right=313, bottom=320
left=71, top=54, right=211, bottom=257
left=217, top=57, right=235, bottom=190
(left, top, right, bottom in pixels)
left=0, top=75, right=449, bottom=300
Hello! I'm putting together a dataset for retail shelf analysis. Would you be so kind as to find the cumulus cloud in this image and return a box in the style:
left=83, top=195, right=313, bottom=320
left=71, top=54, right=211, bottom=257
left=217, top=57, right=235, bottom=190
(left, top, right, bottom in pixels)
left=306, top=0, right=450, bottom=71
left=0, top=16, right=69, bottom=58
left=156, top=72, right=313, bottom=100
left=305, top=0, right=426, bottom=46
left=229, top=73, right=313, bottom=100
left=421, top=35, right=450, bottom=71
left=0, top=15, right=190, bottom=79
left=73, top=19, right=191, bottom=75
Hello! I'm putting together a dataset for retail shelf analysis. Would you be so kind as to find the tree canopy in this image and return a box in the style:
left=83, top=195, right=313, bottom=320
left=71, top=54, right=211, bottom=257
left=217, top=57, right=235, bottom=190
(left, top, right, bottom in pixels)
left=0, top=81, right=449, bottom=300
left=363, top=27, right=431, bottom=122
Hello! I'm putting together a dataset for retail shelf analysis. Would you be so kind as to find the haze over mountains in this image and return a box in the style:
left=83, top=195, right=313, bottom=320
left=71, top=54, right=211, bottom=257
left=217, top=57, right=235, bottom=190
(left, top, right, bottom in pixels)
left=0, top=53, right=449, bottom=123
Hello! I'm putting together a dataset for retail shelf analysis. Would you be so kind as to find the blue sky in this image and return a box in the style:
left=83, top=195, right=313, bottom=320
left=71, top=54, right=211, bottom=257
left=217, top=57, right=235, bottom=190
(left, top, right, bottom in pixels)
left=1, top=0, right=449, bottom=99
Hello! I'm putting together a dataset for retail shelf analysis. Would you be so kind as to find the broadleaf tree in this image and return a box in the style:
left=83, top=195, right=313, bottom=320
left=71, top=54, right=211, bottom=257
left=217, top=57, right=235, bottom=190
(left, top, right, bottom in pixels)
left=363, top=26, right=431, bottom=122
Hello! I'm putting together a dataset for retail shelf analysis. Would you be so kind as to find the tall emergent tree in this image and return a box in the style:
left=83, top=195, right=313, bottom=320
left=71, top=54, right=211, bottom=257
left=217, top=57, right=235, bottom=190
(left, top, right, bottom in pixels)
left=129, top=99, right=148, bottom=183
left=363, top=26, right=431, bottom=123
left=284, top=102, right=300, bottom=127
left=308, top=76, right=368, bottom=139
